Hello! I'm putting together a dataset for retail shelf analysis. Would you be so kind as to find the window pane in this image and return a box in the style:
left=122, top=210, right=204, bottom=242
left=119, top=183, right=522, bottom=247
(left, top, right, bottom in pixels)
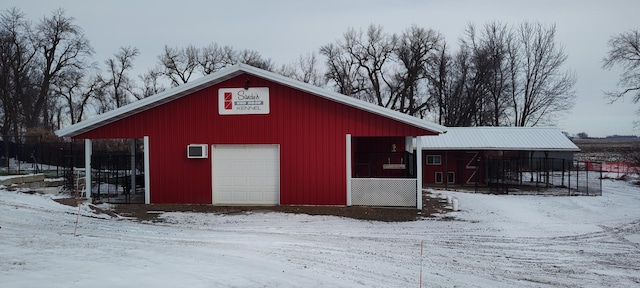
left=447, top=172, right=454, bottom=183
left=427, top=155, right=442, bottom=165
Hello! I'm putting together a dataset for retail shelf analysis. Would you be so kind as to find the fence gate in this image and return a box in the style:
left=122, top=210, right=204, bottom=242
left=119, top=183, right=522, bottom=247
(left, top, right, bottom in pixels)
left=90, top=152, right=145, bottom=203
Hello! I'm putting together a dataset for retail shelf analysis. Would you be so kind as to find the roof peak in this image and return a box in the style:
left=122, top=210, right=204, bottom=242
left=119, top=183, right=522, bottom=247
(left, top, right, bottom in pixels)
left=56, top=63, right=446, bottom=137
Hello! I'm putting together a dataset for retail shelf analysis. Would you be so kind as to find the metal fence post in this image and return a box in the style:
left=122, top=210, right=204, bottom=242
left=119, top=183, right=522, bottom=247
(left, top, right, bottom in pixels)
left=586, top=160, right=590, bottom=196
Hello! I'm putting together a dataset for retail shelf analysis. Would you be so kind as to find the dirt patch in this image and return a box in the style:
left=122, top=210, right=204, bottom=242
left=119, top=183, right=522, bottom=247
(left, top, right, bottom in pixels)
left=54, top=197, right=80, bottom=207
left=55, top=192, right=450, bottom=222
left=573, top=138, right=640, bottom=162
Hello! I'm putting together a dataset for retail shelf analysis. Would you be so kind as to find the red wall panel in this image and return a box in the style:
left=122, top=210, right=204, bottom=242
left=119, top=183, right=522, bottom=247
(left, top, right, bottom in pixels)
left=422, top=151, right=485, bottom=186
left=76, top=73, right=437, bottom=205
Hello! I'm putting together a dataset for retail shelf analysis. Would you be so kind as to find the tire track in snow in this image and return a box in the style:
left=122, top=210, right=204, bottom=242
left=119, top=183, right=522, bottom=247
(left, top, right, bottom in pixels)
left=415, top=219, right=640, bottom=287
left=261, top=234, right=424, bottom=287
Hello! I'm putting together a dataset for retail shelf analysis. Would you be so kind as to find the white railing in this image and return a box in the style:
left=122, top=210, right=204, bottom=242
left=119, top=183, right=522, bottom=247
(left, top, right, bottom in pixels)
left=350, top=178, right=417, bottom=207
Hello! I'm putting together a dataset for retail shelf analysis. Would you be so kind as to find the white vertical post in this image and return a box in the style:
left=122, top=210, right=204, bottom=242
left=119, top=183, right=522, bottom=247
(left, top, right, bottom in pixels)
left=211, top=144, right=216, bottom=205
left=346, top=134, right=352, bottom=206
left=84, top=139, right=92, bottom=201
left=416, top=136, right=423, bottom=210
left=143, top=136, right=150, bottom=204
left=405, top=136, right=413, bottom=152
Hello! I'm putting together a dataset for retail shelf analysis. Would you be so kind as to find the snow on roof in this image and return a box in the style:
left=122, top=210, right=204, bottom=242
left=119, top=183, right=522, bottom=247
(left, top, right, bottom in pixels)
left=418, top=127, right=580, bottom=152
left=55, top=63, right=446, bottom=137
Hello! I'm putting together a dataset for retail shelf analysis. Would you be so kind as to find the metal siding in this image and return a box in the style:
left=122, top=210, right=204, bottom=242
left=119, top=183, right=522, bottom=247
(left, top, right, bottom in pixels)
left=76, top=74, right=435, bottom=205
left=422, top=150, right=486, bottom=186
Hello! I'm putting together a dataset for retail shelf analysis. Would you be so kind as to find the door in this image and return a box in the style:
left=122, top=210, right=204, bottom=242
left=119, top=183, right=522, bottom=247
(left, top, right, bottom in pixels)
left=212, top=145, right=280, bottom=205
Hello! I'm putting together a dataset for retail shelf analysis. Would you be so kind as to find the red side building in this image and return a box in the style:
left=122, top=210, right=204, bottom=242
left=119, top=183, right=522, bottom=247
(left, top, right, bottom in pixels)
left=56, top=64, right=446, bottom=208
left=418, top=127, right=580, bottom=188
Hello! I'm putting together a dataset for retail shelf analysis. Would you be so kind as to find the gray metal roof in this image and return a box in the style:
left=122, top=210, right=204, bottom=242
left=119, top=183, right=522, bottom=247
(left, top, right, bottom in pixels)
left=418, top=127, right=580, bottom=152
left=56, top=63, right=447, bottom=138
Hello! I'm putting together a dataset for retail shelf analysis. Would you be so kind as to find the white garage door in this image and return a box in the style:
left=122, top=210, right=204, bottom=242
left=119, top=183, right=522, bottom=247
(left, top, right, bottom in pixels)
left=212, top=145, right=280, bottom=205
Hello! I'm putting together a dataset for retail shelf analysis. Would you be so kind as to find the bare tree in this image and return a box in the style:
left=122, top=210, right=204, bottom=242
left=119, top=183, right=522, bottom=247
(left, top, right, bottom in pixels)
left=101, top=46, right=139, bottom=109
left=1, top=8, right=96, bottom=134
left=138, top=65, right=166, bottom=98
left=427, top=42, right=454, bottom=125
left=321, top=24, right=398, bottom=106
left=602, top=29, right=640, bottom=104
left=429, top=27, right=494, bottom=127
left=505, top=26, right=522, bottom=127
left=508, top=22, right=576, bottom=126
left=444, top=22, right=515, bottom=127
left=577, top=132, right=589, bottom=139
left=427, top=44, right=471, bottom=126
left=424, top=21, right=574, bottom=127
left=158, top=43, right=273, bottom=84
left=278, top=52, right=324, bottom=86
left=52, top=67, right=102, bottom=127
left=321, top=24, right=446, bottom=118
left=458, top=25, right=492, bottom=126
left=320, top=42, right=366, bottom=96
left=478, top=22, right=512, bottom=126
left=391, top=25, right=441, bottom=117
left=0, top=8, right=35, bottom=137
left=159, top=45, right=199, bottom=86
left=447, top=47, right=481, bottom=126
left=199, top=43, right=235, bottom=75
left=352, top=25, right=396, bottom=106
left=31, top=8, right=93, bottom=130
left=237, top=49, right=274, bottom=71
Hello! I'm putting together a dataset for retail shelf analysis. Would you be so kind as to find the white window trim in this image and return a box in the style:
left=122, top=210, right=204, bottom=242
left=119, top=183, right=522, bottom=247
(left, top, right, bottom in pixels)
left=427, top=155, right=442, bottom=165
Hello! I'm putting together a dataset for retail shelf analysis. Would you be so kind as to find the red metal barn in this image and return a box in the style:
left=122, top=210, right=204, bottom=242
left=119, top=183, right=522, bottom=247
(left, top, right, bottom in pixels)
left=56, top=64, right=446, bottom=208
left=417, top=127, right=580, bottom=188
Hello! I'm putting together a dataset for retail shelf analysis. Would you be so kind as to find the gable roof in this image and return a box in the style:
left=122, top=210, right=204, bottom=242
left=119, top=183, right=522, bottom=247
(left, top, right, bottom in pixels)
left=55, top=63, right=446, bottom=137
left=418, top=127, right=580, bottom=152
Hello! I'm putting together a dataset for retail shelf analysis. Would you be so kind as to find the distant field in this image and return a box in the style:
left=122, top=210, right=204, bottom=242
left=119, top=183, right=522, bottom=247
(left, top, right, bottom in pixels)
left=573, top=138, right=640, bottom=162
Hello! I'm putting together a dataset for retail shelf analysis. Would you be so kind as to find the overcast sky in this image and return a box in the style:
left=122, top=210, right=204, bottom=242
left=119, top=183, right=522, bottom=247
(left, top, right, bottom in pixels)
left=5, top=0, right=640, bottom=137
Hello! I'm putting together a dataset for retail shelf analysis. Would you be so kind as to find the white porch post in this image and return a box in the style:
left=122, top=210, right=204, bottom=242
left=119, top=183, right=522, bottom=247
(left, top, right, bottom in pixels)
left=84, top=139, right=92, bottom=200
left=143, top=136, right=150, bottom=204
left=346, top=134, right=352, bottom=206
left=416, top=136, right=423, bottom=210
left=405, top=136, right=413, bottom=152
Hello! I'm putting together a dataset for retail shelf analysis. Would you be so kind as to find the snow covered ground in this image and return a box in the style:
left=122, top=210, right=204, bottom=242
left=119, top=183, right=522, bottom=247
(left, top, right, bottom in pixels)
left=1, top=177, right=639, bottom=287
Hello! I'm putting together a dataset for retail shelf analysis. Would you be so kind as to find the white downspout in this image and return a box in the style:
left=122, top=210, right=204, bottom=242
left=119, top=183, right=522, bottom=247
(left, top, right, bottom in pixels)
left=346, top=134, right=352, bottom=206
left=84, top=139, right=92, bottom=201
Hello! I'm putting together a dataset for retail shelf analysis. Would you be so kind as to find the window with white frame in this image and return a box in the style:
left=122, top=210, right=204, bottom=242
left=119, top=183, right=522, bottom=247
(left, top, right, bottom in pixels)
left=435, top=172, right=443, bottom=184
left=427, top=155, right=442, bottom=165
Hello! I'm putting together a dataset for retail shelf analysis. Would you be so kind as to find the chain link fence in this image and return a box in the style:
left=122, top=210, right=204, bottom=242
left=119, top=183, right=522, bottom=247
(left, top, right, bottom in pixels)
left=486, top=158, right=603, bottom=195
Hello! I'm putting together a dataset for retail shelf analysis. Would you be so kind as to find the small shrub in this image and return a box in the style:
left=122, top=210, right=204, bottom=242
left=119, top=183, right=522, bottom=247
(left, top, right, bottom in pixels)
left=617, top=174, right=630, bottom=181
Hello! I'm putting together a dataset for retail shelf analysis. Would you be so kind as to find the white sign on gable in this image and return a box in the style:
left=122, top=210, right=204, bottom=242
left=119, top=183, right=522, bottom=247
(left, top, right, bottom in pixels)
left=218, top=87, right=270, bottom=115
